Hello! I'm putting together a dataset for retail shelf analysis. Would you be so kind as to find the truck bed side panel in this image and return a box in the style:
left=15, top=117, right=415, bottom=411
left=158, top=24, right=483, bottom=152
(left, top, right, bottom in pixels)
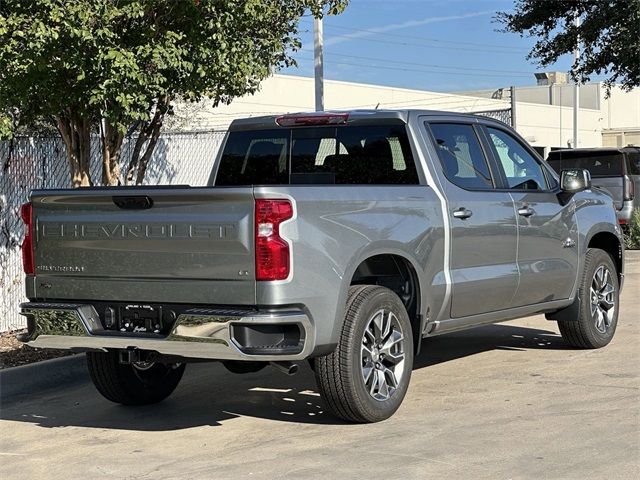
left=254, top=185, right=445, bottom=348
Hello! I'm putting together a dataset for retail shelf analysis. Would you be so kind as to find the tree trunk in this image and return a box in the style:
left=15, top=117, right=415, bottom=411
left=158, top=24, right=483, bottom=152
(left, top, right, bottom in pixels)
left=101, top=121, right=124, bottom=186
left=125, top=129, right=148, bottom=185
left=135, top=113, right=163, bottom=185
left=55, top=113, right=92, bottom=187
left=124, top=96, right=170, bottom=186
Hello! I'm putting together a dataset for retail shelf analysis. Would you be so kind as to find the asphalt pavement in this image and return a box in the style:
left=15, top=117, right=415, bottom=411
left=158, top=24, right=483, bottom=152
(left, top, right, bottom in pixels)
left=1, top=253, right=638, bottom=480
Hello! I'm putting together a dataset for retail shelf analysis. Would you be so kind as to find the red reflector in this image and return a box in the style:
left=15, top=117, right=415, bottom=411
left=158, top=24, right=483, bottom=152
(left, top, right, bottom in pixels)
left=255, top=199, right=293, bottom=281
left=275, top=113, right=349, bottom=127
left=619, top=219, right=628, bottom=225
left=20, top=202, right=34, bottom=275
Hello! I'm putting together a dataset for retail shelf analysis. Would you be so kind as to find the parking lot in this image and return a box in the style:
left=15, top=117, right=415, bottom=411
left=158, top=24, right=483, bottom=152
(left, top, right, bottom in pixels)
left=1, top=253, right=638, bottom=480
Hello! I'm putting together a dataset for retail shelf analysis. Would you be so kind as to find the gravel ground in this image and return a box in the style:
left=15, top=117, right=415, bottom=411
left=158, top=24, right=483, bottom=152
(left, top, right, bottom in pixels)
left=0, top=330, right=72, bottom=369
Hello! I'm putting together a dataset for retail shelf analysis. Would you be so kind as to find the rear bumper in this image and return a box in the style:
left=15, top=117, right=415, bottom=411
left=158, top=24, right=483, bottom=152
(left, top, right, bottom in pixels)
left=19, top=302, right=314, bottom=361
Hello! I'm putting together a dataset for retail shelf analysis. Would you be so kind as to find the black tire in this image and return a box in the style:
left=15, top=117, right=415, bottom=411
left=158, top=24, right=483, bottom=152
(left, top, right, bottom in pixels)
left=86, top=351, right=186, bottom=405
left=558, top=248, right=620, bottom=349
left=314, top=285, right=414, bottom=423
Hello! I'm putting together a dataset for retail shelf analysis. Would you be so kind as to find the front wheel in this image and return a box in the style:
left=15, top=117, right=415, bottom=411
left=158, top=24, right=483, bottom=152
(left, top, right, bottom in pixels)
left=558, top=248, right=619, bottom=349
left=314, top=285, right=414, bottom=423
left=87, top=351, right=186, bottom=405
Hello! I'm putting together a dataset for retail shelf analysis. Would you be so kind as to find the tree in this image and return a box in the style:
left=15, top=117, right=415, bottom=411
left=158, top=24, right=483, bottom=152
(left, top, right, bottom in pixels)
left=0, top=0, right=347, bottom=186
left=497, top=0, right=640, bottom=91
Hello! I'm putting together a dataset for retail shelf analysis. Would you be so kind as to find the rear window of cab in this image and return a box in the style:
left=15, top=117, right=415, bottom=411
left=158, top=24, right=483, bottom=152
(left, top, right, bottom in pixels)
left=214, top=124, right=420, bottom=186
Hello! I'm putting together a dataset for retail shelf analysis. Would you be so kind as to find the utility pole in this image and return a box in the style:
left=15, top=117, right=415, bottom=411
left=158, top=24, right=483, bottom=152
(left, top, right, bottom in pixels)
left=314, top=15, right=324, bottom=112
left=573, top=12, right=580, bottom=148
left=510, top=86, right=517, bottom=129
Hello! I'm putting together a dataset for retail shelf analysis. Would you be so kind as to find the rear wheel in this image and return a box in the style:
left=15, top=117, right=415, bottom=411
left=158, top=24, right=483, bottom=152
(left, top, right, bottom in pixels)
left=558, top=248, right=619, bottom=349
left=314, top=285, right=413, bottom=423
left=86, top=351, right=185, bottom=405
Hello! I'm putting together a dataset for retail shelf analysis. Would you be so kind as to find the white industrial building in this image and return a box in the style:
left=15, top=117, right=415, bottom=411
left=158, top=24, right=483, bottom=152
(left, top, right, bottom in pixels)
left=178, top=72, right=640, bottom=158
left=458, top=72, right=640, bottom=155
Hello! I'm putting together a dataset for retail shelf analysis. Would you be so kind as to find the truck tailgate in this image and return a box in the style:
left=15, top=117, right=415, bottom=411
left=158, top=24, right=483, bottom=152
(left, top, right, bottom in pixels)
left=591, top=177, right=624, bottom=210
left=29, top=187, right=255, bottom=304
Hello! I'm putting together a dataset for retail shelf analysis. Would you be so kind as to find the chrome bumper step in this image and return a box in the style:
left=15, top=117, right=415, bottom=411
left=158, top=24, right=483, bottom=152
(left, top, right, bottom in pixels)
left=20, top=302, right=313, bottom=361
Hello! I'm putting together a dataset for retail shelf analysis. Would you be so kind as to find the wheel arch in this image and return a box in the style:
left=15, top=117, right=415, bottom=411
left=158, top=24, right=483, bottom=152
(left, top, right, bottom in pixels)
left=548, top=227, right=624, bottom=322
left=337, top=251, right=424, bottom=355
left=586, top=229, right=624, bottom=283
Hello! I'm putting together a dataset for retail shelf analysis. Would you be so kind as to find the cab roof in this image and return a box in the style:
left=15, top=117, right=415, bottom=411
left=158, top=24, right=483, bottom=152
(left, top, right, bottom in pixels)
left=228, top=109, right=508, bottom=131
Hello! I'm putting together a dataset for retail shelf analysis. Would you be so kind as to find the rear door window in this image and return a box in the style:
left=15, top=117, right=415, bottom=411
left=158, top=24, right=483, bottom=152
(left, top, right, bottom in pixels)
left=215, top=124, right=420, bottom=185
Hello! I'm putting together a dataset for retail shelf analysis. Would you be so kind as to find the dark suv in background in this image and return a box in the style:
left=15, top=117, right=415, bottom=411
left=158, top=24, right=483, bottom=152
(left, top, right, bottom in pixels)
left=547, top=147, right=640, bottom=228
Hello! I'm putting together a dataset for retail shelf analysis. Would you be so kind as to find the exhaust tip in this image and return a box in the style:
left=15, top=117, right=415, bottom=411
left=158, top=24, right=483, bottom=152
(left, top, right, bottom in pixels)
left=270, top=361, right=298, bottom=376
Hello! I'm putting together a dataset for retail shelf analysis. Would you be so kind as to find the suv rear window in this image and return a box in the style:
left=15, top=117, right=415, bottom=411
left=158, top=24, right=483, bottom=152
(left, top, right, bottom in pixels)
left=215, top=124, right=420, bottom=185
left=627, top=152, right=640, bottom=175
left=547, top=151, right=624, bottom=177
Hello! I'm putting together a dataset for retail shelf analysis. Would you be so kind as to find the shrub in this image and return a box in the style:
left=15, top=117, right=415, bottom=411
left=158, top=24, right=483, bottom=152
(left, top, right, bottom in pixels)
left=624, top=209, right=640, bottom=250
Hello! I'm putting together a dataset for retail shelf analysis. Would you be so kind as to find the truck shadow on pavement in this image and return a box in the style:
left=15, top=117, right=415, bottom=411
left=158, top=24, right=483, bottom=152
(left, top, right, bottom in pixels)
left=413, top=322, right=570, bottom=369
left=1, top=323, right=568, bottom=431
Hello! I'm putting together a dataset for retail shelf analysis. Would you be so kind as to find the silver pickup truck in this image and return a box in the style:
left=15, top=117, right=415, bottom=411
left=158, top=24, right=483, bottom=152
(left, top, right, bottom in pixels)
left=19, top=110, right=625, bottom=423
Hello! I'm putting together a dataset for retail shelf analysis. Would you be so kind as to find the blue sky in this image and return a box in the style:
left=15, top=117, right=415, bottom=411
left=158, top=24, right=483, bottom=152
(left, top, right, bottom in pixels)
left=280, top=0, right=576, bottom=92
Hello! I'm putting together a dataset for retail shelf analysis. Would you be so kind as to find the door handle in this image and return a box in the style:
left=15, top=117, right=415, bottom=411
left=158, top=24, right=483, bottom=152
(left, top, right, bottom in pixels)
left=453, top=207, right=473, bottom=220
left=518, top=206, right=534, bottom=217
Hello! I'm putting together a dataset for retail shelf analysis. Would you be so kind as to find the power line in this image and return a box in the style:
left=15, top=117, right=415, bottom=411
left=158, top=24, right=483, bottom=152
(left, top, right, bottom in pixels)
left=298, top=22, right=529, bottom=55
left=307, top=22, right=530, bottom=52
left=297, top=49, right=534, bottom=75
left=294, top=56, right=532, bottom=78
left=323, top=32, right=526, bottom=54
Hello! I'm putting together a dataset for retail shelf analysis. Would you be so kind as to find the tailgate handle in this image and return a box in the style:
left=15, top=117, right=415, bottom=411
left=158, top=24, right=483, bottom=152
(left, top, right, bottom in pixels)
left=112, top=196, right=154, bottom=210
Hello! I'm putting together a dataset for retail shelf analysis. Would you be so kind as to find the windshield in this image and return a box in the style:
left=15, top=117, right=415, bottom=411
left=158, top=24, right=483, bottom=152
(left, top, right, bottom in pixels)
left=214, top=124, right=420, bottom=186
left=547, top=151, right=624, bottom=177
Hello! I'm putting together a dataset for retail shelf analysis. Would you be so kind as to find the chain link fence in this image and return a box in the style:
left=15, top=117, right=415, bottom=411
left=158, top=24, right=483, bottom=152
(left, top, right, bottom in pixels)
left=0, top=130, right=227, bottom=332
left=474, top=108, right=513, bottom=126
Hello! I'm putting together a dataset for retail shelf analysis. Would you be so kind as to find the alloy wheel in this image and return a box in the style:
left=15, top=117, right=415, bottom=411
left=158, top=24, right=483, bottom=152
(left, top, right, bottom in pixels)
left=590, top=265, right=616, bottom=334
left=361, top=309, right=406, bottom=401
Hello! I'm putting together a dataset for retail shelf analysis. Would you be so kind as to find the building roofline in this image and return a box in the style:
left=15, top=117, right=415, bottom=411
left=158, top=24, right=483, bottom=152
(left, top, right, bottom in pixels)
left=272, top=73, right=508, bottom=105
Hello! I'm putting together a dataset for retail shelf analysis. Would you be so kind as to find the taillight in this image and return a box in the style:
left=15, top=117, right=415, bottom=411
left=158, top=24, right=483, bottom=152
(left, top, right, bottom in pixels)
left=255, top=199, right=293, bottom=281
left=623, top=175, right=634, bottom=201
left=20, top=202, right=34, bottom=275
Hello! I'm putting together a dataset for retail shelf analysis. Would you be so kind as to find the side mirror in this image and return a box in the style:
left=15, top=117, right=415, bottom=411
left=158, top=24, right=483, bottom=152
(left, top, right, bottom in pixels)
left=560, top=168, right=591, bottom=193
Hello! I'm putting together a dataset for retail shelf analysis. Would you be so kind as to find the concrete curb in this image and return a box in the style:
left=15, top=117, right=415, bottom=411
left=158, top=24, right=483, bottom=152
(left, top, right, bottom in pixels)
left=0, top=354, right=89, bottom=402
left=625, top=249, right=639, bottom=261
